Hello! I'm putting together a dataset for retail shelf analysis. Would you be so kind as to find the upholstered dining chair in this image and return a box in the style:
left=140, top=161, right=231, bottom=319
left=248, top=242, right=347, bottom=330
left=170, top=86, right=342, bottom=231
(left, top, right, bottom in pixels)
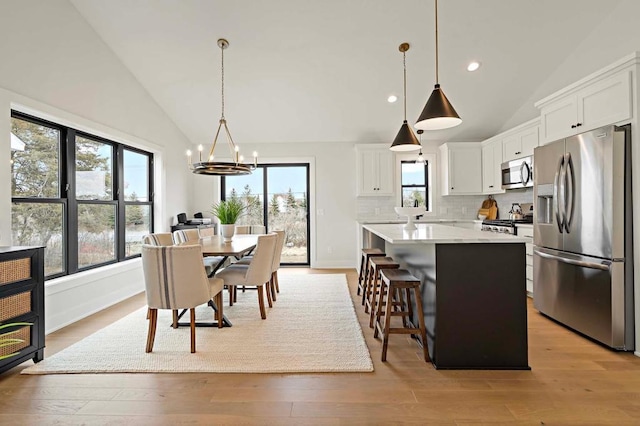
left=142, top=232, right=174, bottom=246
left=215, top=233, right=277, bottom=319
left=141, top=244, right=225, bottom=353
left=173, top=229, right=226, bottom=275
left=198, top=227, right=215, bottom=238
left=235, top=225, right=266, bottom=235
left=236, top=230, right=285, bottom=301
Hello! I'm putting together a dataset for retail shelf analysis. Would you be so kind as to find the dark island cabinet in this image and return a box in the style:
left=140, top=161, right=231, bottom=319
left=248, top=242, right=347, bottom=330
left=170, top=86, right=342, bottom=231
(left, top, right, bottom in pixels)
left=0, top=246, right=45, bottom=374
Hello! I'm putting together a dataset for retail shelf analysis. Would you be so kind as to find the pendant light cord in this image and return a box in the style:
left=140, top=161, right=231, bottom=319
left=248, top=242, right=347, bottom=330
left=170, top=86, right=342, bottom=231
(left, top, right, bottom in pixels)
left=403, top=50, right=407, bottom=121
left=220, top=43, right=225, bottom=119
left=434, top=0, right=439, bottom=85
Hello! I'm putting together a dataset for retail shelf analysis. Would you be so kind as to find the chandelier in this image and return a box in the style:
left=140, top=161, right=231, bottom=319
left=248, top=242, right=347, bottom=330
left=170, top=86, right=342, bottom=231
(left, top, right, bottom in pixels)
left=188, top=38, right=257, bottom=175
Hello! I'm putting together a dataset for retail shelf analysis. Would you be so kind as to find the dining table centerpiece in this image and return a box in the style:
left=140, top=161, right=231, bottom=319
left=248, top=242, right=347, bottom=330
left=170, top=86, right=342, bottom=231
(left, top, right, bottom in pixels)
left=211, top=198, right=246, bottom=242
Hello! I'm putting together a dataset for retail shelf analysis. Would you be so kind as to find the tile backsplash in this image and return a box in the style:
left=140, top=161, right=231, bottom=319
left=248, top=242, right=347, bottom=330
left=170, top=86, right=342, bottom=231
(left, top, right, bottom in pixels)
left=357, top=188, right=534, bottom=221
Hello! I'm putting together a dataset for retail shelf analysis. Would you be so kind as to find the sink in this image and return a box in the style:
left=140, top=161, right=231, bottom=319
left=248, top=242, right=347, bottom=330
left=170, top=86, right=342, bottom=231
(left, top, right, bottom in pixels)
left=394, top=206, right=425, bottom=230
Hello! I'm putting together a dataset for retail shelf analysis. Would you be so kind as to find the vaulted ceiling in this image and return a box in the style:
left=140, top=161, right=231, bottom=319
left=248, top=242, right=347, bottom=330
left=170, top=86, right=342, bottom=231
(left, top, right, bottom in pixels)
left=69, top=0, right=626, bottom=145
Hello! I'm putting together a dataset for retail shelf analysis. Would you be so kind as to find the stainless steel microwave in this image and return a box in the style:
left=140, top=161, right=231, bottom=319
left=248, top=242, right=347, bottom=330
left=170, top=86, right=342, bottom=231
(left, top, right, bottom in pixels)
left=501, top=156, right=533, bottom=190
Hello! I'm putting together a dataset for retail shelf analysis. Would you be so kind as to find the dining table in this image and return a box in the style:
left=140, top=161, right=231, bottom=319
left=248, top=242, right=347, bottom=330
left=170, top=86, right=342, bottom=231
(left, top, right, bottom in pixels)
left=175, top=234, right=259, bottom=328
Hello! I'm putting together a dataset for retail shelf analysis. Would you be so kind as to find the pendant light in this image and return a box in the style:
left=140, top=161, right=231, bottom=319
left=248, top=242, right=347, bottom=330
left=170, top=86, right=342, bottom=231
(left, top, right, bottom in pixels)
left=187, top=38, right=257, bottom=175
left=415, top=0, right=462, bottom=131
left=416, top=130, right=426, bottom=164
left=390, top=43, right=421, bottom=152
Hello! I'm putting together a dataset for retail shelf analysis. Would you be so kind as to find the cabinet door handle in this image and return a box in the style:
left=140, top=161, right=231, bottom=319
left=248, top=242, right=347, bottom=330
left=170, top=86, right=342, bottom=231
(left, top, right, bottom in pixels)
left=489, top=185, right=493, bottom=188
left=576, top=122, right=582, bottom=127
left=451, top=187, right=454, bottom=190
left=571, top=124, right=577, bottom=129
left=515, top=151, right=521, bottom=155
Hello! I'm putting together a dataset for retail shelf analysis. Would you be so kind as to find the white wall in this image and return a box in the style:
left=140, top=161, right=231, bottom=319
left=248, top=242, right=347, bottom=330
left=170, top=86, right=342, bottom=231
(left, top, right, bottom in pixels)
left=190, top=141, right=357, bottom=268
left=0, top=0, right=192, bottom=332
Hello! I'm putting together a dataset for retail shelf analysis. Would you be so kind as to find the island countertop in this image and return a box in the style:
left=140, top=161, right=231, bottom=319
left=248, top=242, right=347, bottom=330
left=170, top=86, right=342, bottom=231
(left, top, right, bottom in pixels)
left=363, top=223, right=529, bottom=244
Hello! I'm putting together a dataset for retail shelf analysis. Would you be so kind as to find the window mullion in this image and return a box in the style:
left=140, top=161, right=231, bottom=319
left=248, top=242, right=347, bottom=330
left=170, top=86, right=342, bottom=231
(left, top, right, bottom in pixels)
left=66, top=128, right=78, bottom=274
left=116, top=145, right=125, bottom=260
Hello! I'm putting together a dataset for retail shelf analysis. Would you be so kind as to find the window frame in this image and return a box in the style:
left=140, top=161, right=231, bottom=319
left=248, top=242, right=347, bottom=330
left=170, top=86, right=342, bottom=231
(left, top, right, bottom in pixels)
left=400, top=159, right=430, bottom=210
left=10, top=110, right=154, bottom=279
left=220, top=163, right=311, bottom=266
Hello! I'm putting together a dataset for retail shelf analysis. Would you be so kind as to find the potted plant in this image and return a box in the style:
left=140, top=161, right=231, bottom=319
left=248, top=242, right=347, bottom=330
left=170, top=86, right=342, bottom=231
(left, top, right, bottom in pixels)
left=211, top=198, right=246, bottom=242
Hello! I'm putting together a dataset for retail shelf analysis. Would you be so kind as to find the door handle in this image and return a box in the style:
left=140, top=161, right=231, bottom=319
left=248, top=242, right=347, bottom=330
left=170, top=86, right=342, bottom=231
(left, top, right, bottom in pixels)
left=564, top=153, right=575, bottom=233
left=553, top=156, right=564, bottom=233
left=534, top=248, right=611, bottom=271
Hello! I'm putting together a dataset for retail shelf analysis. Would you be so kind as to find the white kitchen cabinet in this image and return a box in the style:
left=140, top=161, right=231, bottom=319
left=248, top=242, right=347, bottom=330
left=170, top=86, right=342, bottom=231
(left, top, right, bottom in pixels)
left=481, top=138, right=504, bottom=194
left=502, top=125, right=539, bottom=162
left=538, top=69, right=632, bottom=144
left=356, top=145, right=394, bottom=196
left=439, top=143, right=482, bottom=196
left=517, top=225, right=534, bottom=297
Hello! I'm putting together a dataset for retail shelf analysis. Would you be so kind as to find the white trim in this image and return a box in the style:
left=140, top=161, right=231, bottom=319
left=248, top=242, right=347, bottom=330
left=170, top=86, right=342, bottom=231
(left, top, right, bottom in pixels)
left=45, top=258, right=141, bottom=294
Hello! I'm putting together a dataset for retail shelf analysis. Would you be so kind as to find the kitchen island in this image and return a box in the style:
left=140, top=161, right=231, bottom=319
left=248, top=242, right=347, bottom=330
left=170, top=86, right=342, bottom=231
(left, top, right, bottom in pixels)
left=363, top=223, right=530, bottom=370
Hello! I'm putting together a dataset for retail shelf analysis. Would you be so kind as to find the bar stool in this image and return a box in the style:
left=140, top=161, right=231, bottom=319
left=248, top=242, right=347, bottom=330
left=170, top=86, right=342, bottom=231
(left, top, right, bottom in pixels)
left=364, top=257, right=400, bottom=324
left=357, top=248, right=386, bottom=297
left=374, top=268, right=429, bottom=363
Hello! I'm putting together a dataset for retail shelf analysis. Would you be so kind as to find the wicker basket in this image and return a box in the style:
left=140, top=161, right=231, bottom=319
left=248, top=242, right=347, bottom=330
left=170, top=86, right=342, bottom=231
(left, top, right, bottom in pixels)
left=0, top=258, right=31, bottom=286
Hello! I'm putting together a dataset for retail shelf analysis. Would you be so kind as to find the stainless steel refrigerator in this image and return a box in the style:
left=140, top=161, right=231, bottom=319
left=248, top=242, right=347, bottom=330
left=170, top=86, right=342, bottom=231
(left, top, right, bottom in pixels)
left=533, top=125, right=634, bottom=350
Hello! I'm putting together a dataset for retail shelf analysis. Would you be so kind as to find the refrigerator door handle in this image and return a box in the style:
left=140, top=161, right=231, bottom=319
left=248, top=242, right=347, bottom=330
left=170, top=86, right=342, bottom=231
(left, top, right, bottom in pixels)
left=553, top=156, right=565, bottom=233
left=564, top=153, right=575, bottom=233
left=534, top=247, right=612, bottom=271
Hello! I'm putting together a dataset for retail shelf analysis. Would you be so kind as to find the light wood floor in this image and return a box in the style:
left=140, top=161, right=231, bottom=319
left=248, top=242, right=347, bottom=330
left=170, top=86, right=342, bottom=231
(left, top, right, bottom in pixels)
left=1, top=268, right=640, bottom=425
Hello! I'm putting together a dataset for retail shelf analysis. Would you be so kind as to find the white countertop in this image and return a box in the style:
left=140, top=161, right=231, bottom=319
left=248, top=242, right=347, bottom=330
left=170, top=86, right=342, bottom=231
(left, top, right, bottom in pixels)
left=358, top=218, right=483, bottom=225
left=363, top=223, right=529, bottom=244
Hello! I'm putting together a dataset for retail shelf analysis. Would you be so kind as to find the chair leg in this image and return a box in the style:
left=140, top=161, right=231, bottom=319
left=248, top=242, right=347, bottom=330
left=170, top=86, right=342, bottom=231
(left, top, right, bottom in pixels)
left=146, top=307, right=150, bottom=320
left=270, top=273, right=277, bottom=301
left=172, top=310, right=179, bottom=328
left=190, top=308, right=196, bottom=353
left=265, top=281, right=273, bottom=308
left=229, top=285, right=234, bottom=306
left=145, top=308, right=157, bottom=353
left=257, top=286, right=267, bottom=319
left=274, top=270, right=280, bottom=293
left=216, top=293, right=224, bottom=329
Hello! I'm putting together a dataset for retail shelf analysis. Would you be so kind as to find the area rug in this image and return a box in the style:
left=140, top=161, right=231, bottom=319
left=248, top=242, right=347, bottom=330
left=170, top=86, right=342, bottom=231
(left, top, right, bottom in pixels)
left=22, top=274, right=374, bottom=374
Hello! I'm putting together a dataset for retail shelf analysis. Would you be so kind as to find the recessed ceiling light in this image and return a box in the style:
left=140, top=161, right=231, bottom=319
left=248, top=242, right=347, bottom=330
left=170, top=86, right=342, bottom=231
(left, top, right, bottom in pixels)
left=467, top=61, right=481, bottom=72
left=387, top=95, right=398, bottom=103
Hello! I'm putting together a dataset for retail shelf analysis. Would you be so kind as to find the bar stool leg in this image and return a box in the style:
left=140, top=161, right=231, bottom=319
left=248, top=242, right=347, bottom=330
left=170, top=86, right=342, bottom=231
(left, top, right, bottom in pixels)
left=357, top=255, right=365, bottom=296
left=363, top=260, right=374, bottom=310
left=373, top=280, right=387, bottom=339
left=413, top=285, right=430, bottom=362
left=368, top=267, right=381, bottom=328
left=381, top=282, right=394, bottom=362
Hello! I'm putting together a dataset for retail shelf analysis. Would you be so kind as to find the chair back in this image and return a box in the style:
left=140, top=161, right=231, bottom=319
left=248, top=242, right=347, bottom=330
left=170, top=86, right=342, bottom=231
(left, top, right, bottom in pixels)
left=235, top=225, right=266, bottom=235
left=245, top=233, right=277, bottom=284
left=141, top=244, right=211, bottom=310
left=271, top=230, right=286, bottom=272
left=173, top=228, right=200, bottom=244
left=198, top=227, right=215, bottom=238
left=142, top=233, right=174, bottom=246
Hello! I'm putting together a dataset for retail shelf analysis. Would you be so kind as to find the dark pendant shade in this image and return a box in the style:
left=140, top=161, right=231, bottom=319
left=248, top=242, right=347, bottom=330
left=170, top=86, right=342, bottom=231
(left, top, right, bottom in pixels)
left=415, top=84, right=462, bottom=130
left=390, top=120, right=421, bottom=151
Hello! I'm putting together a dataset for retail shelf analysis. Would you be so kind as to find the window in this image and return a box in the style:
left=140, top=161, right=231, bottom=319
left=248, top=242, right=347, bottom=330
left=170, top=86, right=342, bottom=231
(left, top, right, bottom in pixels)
left=10, top=111, right=153, bottom=278
left=400, top=160, right=429, bottom=209
left=221, top=164, right=310, bottom=265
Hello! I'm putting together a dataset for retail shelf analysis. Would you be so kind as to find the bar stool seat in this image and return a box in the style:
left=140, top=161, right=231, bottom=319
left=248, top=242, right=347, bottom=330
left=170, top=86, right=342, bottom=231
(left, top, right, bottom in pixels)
left=364, top=256, right=399, bottom=328
left=357, top=248, right=385, bottom=297
left=374, top=268, right=429, bottom=363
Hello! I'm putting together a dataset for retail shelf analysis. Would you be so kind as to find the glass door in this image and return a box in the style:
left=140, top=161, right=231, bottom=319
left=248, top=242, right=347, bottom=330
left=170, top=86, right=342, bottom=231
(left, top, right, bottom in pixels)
left=222, top=163, right=310, bottom=265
